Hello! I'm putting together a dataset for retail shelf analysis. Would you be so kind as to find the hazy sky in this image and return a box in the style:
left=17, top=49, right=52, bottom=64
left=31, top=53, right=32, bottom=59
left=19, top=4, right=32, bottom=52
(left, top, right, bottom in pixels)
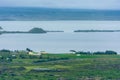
left=0, top=0, right=120, bottom=10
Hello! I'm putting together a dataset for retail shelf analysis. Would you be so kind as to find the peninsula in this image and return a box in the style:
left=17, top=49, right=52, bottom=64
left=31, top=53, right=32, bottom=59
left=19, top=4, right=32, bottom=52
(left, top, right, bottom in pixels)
left=0, top=27, right=64, bottom=34
left=74, top=30, right=120, bottom=32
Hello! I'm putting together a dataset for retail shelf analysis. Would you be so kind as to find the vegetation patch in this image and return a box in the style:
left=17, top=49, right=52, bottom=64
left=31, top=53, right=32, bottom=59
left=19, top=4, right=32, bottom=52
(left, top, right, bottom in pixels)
left=0, top=50, right=120, bottom=80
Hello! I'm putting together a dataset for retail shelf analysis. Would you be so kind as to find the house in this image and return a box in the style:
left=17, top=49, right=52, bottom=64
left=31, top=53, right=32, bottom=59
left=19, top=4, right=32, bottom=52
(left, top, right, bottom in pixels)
left=28, top=52, right=41, bottom=55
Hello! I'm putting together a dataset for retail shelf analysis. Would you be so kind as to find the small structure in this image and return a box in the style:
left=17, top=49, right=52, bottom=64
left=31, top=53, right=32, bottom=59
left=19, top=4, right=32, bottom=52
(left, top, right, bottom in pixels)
left=28, top=52, right=41, bottom=55
left=26, top=48, right=47, bottom=55
left=26, top=48, right=41, bottom=55
left=69, top=50, right=77, bottom=54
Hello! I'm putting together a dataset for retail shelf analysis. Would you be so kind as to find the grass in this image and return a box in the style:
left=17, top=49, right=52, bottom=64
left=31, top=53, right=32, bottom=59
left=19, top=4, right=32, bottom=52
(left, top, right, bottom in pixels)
left=1, top=54, right=120, bottom=80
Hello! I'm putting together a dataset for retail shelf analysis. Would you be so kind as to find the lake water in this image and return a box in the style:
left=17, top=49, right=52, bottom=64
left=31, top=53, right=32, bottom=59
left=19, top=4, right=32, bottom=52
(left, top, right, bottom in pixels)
left=0, top=21, right=120, bottom=53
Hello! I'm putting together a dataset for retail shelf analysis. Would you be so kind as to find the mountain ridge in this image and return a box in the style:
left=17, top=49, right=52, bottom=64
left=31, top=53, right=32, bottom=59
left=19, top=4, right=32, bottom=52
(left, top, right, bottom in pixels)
left=0, top=7, right=120, bottom=21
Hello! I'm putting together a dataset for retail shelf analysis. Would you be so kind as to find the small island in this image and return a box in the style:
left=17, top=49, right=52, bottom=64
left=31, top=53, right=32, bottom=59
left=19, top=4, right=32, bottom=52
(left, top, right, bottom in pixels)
left=0, top=27, right=64, bottom=34
left=0, top=27, right=47, bottom=34
left=28, top=27, right=47, bottom=33
left=74, top=30, right=120, bottom=32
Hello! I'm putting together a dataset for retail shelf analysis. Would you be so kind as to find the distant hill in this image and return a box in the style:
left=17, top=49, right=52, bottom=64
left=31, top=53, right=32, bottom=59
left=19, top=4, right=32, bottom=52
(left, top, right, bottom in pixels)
left=0, top=7, right=120, bottom=20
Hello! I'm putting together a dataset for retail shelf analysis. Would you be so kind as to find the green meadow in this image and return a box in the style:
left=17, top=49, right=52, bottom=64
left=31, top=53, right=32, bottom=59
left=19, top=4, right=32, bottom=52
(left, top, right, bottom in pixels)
left=0, top=51, right=120, bottom=80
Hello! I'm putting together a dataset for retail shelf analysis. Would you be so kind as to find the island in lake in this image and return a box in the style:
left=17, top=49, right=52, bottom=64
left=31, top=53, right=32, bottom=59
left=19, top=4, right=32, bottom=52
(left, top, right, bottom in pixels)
left=74, top=30, right=120, bottom=32
left=0, top=27, right=64, bottom=34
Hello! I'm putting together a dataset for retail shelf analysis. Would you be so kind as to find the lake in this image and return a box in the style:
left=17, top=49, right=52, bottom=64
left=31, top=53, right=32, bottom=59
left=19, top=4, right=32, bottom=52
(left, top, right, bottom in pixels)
left=0, top=21, right=120, bottom=53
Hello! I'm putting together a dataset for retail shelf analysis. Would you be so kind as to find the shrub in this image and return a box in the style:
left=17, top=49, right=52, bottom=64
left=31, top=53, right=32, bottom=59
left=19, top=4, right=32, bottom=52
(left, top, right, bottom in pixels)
left=0, top=49, right=11, bottom=53
left=105, top=50, right=117, bottom=55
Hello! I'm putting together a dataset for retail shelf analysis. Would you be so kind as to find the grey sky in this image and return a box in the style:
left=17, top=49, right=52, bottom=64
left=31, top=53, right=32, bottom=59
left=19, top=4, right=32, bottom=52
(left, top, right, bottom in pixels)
left=0, top=0, right=120, bottom=10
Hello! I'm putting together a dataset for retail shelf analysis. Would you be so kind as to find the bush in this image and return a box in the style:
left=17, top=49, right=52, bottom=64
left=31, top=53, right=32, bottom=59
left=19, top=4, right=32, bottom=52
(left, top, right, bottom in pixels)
left=76, top=51, right=91, bottom=55
left=17, top=53, right=29, bottom=59
left=75, top=50, right=117, bottom=55
left=0, top=49, right=11, bottom=53
left=105, top=50, right=117, bottom=55
left=93, top=50, right=117, bottom=55
left=93, top=51, right=105, bottom=55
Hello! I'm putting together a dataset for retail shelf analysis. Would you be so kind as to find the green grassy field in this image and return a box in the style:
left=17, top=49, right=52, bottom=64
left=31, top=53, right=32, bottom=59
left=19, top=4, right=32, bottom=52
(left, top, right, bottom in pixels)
left=0, top=53, right=120, bottom=80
